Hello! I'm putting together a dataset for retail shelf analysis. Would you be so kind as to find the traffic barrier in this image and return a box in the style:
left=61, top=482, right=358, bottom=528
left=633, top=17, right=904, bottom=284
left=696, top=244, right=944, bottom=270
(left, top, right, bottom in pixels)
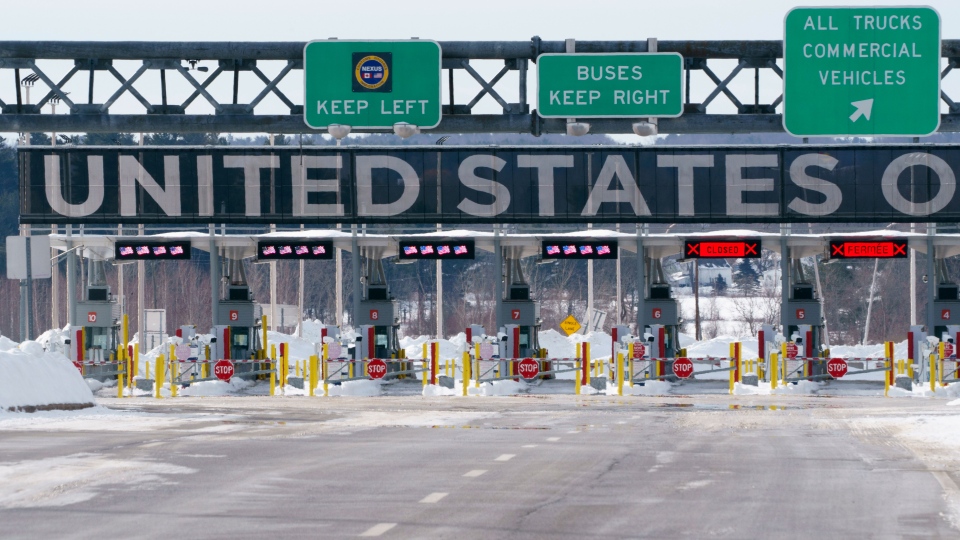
left=626, top=346, right=741, bottom=395
left=782, top=354, right=893, bottom=384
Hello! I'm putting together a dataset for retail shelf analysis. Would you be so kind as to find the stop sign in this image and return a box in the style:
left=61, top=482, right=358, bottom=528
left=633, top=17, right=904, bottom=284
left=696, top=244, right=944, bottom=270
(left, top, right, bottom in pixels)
left=517, top=358, right=540, bottom=380
left=672, top=357, right=694, bottom=379
left=367, top=359, right=387, bottom=379
left=214, top=359, right=234, bottom=381
left=826, top=358, right=848, bottom=378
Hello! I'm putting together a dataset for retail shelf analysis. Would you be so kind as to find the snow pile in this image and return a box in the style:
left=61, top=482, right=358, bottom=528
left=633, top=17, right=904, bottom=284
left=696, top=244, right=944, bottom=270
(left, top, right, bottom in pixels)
left=569, top=332, right=613, bottom=360
left=539, top=329, right=576, bottom=358
left=621, top=380, right=674, bottom=396
left=325, top=379, right=383, bottom=397
left=423, top=384, right=457, bottom=397
left=0, top=340, right=95, bottom=412
left=179, top=377, right=255, bottom=397
left=888, top=382, right=960, bottom=400
left=471, top=380, right=529, bottom=396
left=733, top=380, right=822, bottom=396
left=266, top=330, right=318, bottom=360
left=400, top=335, right=466, bottom=359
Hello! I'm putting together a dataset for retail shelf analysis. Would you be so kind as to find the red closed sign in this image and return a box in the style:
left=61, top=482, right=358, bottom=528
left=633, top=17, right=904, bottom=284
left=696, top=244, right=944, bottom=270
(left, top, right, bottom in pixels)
left=214, top=359, right=235, bottom=381
left=826, top=358, right=848, bottom=378
left=672, top=357, right=694, bottom=379
left=367, top=359, right=387, bottom=379
left=517, top=358, right=540, bottom=380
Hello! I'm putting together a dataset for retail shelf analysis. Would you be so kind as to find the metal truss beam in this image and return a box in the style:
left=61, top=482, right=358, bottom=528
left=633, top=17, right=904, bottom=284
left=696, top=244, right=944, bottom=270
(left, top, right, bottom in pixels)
left=0, top=40, right=958, bottom=134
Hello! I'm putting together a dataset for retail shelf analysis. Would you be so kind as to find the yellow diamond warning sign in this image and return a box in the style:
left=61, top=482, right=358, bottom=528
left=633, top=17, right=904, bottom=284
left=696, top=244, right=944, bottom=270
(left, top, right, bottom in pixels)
left=560, top=315, right=582, bottom=336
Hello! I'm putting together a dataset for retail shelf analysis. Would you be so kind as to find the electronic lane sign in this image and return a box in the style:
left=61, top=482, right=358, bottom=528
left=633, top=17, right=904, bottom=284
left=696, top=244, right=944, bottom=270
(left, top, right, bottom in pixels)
left=115, top=241, right=191, bottom=260
left=783, top=6, right=941, bottom=137
left=537, top=53, right=684, bottom=118
left=398, top=240, right=475, bottom=260
left=828, top=239, right=908, bottom=259
left=541, top=240, right=618, bottom=260
left=257, top=241, right=334, bottom=260
left=303, top=40, right=442, bottom=129
left=685, top=238, right=761, bottom=259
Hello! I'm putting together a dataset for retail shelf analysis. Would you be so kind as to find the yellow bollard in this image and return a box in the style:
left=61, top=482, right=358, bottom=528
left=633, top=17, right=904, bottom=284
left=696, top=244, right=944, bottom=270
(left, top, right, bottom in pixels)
left=422, top=360, right=428, bottom=388
left=322, top=344, right=329, bottom=397
left=270, top=361, right=276, bottom=396
left=772, top=353, right=779, bottom=390
left=462, top=352, right=470, bottom=397
left=170, top=346, right=178, bottom=398
left=931, top=354, right=937, bottom=393
left=155, top=355, right=164, bottom=399
left=309, top=355, right=318, bottom=397
left=261, top=315, right=268, bottom=362
left=117, top=364, right=124, bottom=399
left=575, top=359, right=582, bottom=395
left=131, top=343, right=138, bottom=394
left=628, top=356, right=634, bottom=387
left=617, top=352, right=624, bottom=396
left=884, top=358, right=890, bottom=397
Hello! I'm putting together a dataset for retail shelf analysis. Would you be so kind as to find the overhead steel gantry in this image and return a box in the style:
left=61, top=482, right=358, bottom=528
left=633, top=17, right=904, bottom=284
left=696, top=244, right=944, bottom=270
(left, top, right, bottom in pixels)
left=3, top=39, right=960, bottom=135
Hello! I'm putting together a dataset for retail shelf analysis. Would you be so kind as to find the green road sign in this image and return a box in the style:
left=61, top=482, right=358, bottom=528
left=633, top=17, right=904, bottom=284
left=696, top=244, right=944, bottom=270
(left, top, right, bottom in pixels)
left=536, top=53, right=683, bottom=118
left=783, top=6, right=941, bottom=137
left=303, top=40, right=442, bottom=129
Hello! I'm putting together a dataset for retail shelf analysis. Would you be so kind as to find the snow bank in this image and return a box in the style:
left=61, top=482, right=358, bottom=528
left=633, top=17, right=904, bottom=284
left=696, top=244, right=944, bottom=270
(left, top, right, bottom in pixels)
left=733, top=380, right=822, bottom=396
left=400, top=335, right=466, bottom=359
left=471, top=380, right=530, bottom=396
left=622, top=380, right=674, bottom=396
left=326, top=379, right=383, bottom=397
left=0, top=340, right=95, bottom=412
left=179, top=377, right=255, bottom=397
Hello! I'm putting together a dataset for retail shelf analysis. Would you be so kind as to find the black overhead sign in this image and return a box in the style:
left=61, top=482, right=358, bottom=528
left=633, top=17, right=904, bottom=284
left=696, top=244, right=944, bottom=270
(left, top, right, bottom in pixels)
left=685, top=238, right=761, bottom=259
left=19, top=145, right=960, bottom=225
left=828, top=239, right=909, bottom=259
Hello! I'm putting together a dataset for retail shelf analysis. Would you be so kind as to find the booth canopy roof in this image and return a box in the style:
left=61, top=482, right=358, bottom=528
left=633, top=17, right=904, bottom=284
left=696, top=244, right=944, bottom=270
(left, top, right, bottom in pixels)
left=46, top=229, right=950, bottom=261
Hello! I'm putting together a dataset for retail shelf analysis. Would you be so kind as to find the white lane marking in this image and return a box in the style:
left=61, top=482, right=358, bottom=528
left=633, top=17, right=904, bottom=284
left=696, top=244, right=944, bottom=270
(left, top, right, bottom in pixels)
left=359, top=523, right=397, bottom=537
left=419, top=492, right=448, bottom=504
left=567, top=430, right=579, bottom=434
left=546, top=437, right=560, bottom=442
left=495, top=454, right=516, bottom=462
left=522, top=444, right=538, bottom=448
left=463, top=469, right=487, bottom=477
left=140, top=442, right=165, bottom=448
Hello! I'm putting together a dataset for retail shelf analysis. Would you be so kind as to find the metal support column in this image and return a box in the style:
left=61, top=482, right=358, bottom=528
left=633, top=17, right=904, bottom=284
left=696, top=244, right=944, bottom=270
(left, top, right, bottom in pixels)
left=780, top=225, right=790, bottom=335
left=926, top=224, right=936, bottom=333
left=494, top=225, right=503, bottom=331
left=66, top=224, right=77, bottom=327
left=636, top=226, right=645, bottom=334
left=351, top=225, right=361, bottom=329
left=51, top=224, right=59, bottom=329
left=139, top=223, right=146, bottom=341
left=209, top=224, right=218, bottom=333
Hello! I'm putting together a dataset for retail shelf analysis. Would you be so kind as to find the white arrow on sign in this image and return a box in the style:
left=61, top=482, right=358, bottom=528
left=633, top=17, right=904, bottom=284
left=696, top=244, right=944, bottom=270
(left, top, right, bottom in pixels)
left=849, top=99, right=874, bottom=122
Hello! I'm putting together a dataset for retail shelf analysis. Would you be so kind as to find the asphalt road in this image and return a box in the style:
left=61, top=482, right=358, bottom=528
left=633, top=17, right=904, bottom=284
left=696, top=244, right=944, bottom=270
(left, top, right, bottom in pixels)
left=1, top=392, right=958, bottom=539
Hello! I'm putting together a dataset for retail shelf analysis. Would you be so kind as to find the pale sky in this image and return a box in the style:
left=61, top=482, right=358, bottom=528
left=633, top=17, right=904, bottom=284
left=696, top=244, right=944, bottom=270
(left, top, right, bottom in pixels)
left=9, top=0, right=960, bottom=139
left=18, top=0, right=960, bottom=41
